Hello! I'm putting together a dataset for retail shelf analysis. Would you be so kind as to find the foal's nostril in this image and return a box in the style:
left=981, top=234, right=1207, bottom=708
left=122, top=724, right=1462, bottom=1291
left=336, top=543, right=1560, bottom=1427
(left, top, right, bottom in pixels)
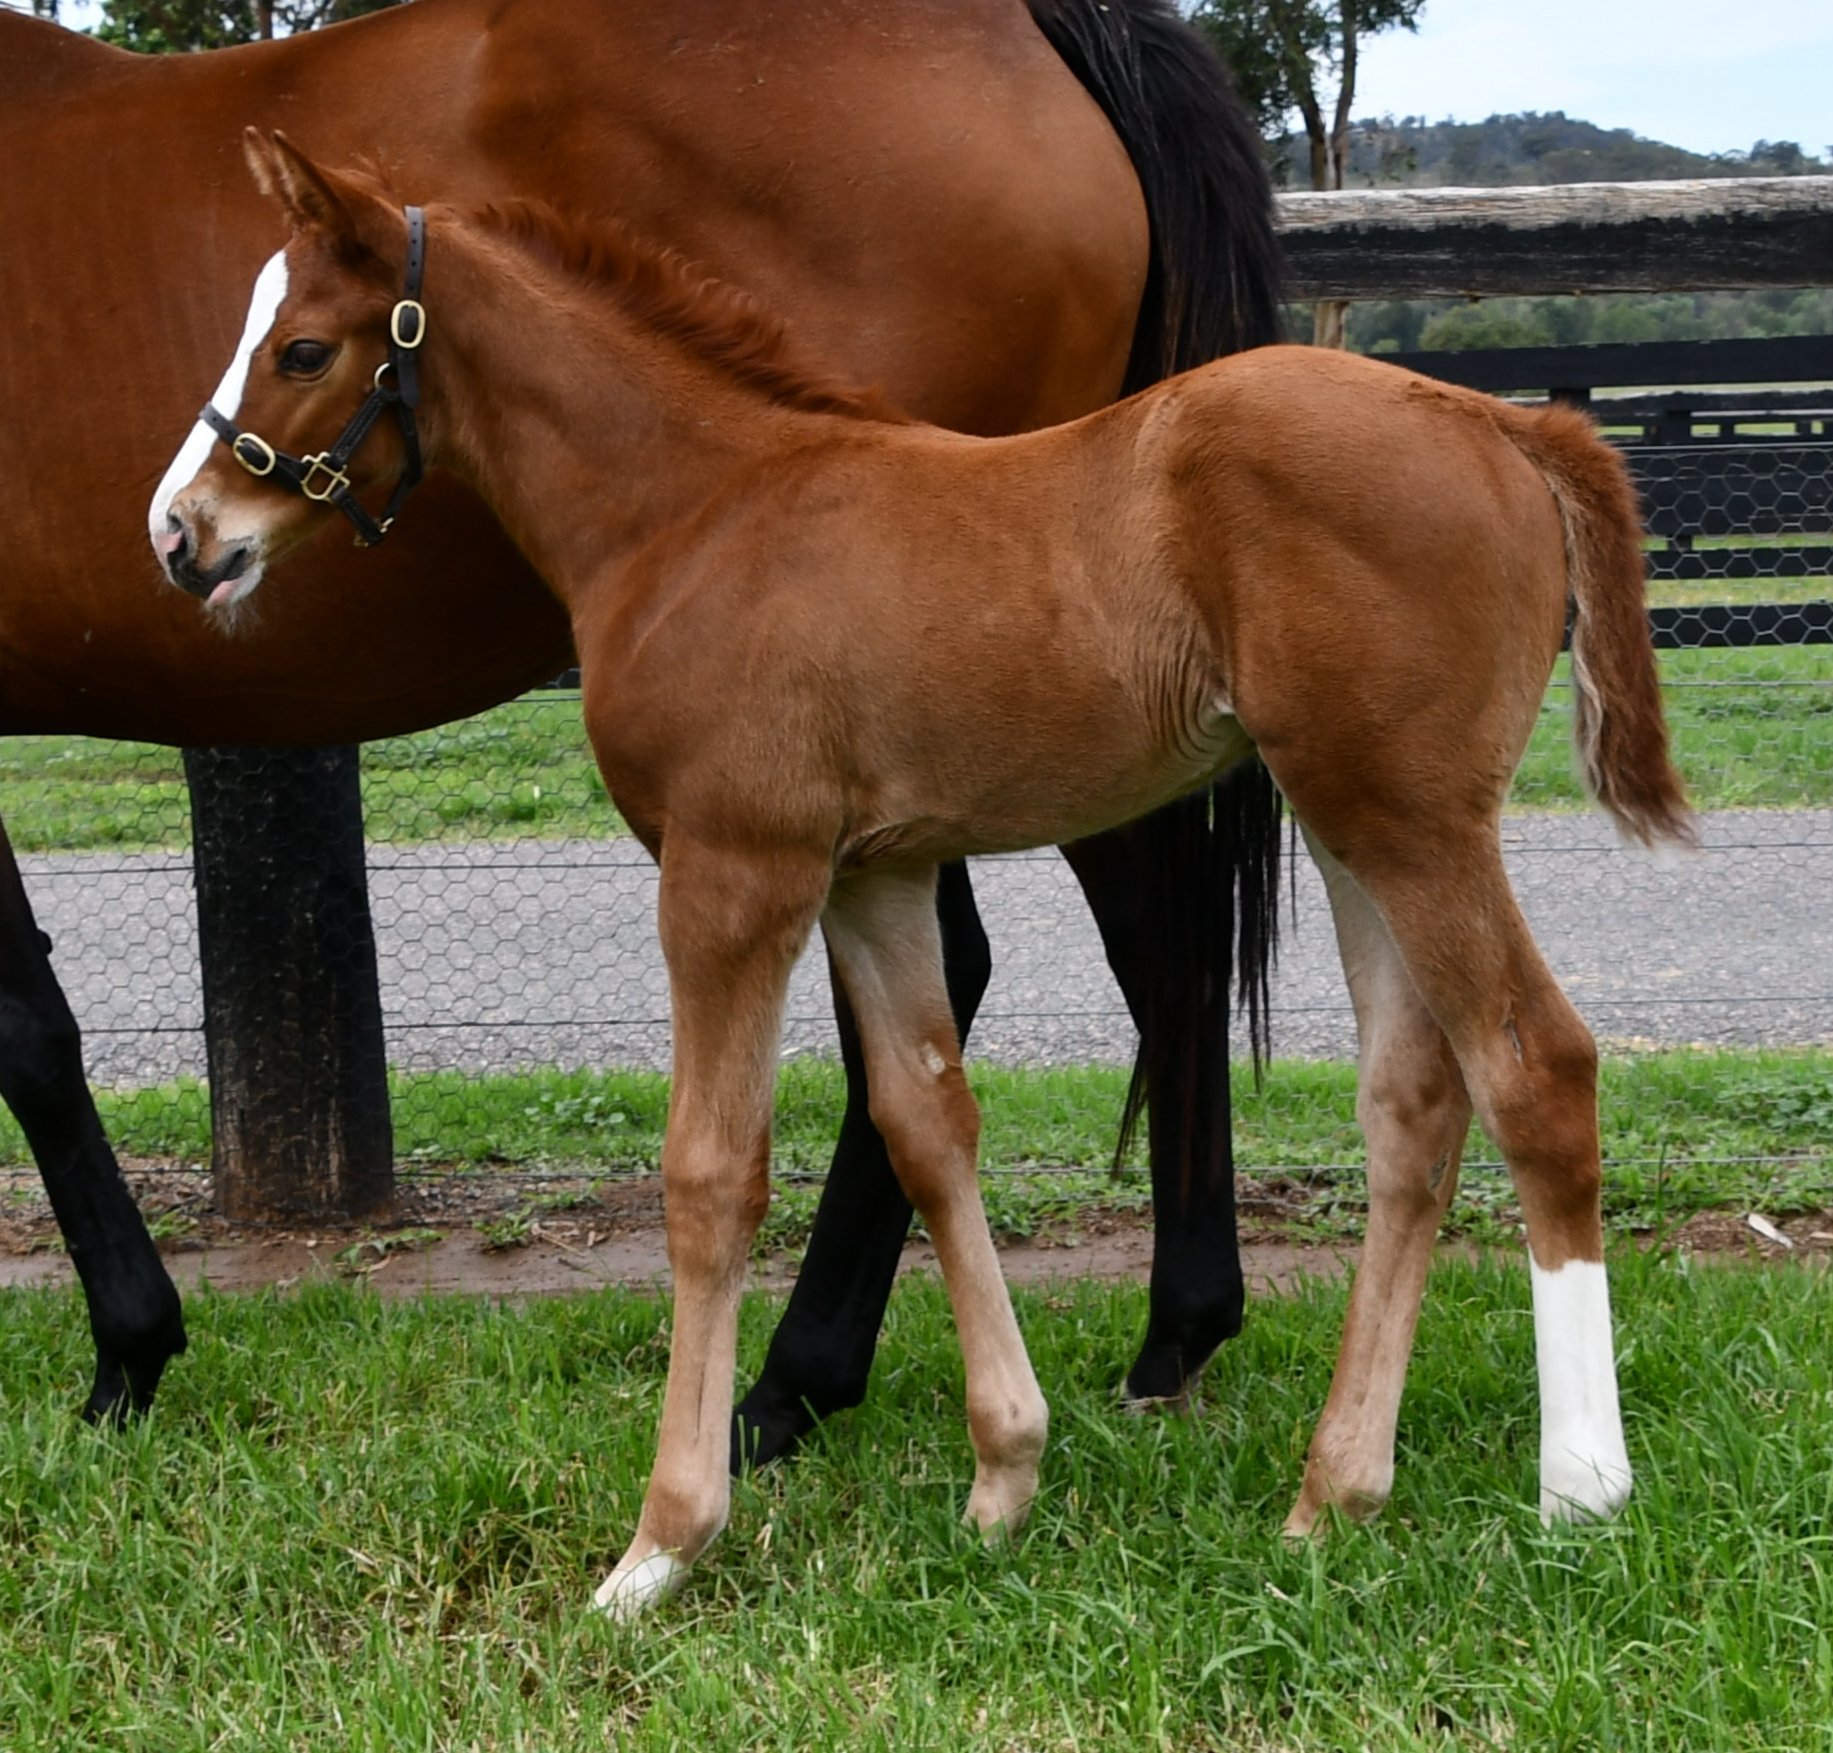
left=160, top=512, right=192, bottom=570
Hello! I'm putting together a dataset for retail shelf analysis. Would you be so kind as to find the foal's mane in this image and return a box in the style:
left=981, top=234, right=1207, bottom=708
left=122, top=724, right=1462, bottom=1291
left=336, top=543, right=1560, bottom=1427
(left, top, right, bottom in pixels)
left=471, top=200, right=907, bottom=424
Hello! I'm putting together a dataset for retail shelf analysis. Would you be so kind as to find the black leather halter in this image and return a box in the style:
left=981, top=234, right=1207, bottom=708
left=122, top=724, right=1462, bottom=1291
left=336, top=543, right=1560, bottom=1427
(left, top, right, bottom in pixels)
left=201, top=205, right=428, bottom=548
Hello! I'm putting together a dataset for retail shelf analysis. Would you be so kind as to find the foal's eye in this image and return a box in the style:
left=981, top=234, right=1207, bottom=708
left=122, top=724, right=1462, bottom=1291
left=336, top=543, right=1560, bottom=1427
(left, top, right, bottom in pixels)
left=279, top=339, right=335, bottom=377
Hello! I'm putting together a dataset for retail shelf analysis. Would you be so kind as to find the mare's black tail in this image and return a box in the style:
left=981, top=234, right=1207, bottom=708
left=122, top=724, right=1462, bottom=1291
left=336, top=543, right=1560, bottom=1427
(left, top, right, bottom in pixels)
left=1028, top=0, right=1286, bottom=1167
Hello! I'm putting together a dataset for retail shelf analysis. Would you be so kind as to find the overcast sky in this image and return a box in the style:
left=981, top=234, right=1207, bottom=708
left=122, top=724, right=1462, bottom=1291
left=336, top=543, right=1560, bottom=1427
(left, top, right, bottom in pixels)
left=24, top=0, right=1833, bottom=163
left=1355, top=0, right=1833, bottom=158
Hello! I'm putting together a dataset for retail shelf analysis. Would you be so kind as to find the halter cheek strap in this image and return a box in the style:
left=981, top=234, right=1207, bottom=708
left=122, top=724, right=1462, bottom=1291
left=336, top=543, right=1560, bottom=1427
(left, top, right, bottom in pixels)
left=201, top=204, right=428, bottom=548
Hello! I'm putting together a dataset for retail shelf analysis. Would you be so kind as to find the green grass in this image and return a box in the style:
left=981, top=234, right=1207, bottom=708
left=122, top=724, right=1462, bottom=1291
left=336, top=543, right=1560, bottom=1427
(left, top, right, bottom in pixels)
left=359, top=698, right=622, bottom=845
left=7, top=1050, right=1829, bottom=1248
left=1641, top=536, right=1833, bottom=611
left=1515, top=646, right=1833, bottom=811
left=2, top=1252, right=1830, bottom=1748
left=0, top=696, right=619, bottom=855
left=4, top=629, right=1830, bottom=853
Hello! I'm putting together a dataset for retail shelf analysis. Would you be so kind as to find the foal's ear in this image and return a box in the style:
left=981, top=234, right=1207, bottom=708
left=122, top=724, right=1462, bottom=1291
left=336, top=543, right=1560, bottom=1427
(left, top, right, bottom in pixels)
left=242, top=128, right=384, bottom=258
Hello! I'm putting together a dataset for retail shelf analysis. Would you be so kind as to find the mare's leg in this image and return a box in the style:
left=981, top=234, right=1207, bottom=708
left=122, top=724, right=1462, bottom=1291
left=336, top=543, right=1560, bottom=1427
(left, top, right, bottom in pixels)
left=0, top=817, right=185, bottom=1420
left=1283, top=832, right=1472, bottom=1532
left=1268, top=785, right=1630, bottom=1526
left=595, top=836, right=829, bottom=1619
left=1061, top=800, right=1246, bottom=1406
left=732, top=860, right=990, bottom=1470
left=821, top=865, right=1048, bottom=1536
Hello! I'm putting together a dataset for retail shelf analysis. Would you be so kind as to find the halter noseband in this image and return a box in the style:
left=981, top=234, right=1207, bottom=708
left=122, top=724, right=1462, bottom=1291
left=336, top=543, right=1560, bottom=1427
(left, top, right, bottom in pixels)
left=201, top=205, right=428, bottom=548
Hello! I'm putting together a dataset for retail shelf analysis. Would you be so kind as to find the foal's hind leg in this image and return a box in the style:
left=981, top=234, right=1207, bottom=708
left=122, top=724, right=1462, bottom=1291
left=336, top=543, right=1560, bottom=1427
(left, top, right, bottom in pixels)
left=1275, top=804, right=1631, bottom=1526
left=595, top=838, right=829, bottom=1620
left=0, top=818, right=185, bottom=1421
left=822, top=865, right=1049, bottom=1537
left=1284, top=833, right=1472, bottom=1534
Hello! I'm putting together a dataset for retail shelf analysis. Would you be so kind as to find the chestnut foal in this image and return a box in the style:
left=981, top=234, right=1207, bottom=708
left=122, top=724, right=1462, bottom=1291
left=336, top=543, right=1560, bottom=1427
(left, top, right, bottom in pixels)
left=156, top=138, right=1692, bottom=1615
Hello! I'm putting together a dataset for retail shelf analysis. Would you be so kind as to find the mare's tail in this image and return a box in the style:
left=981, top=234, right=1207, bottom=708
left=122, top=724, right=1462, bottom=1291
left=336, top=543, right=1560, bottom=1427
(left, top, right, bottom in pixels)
left=1028, top=0, right=1286, bottom=1189
left=1507, top=405, right=1697, bottom=849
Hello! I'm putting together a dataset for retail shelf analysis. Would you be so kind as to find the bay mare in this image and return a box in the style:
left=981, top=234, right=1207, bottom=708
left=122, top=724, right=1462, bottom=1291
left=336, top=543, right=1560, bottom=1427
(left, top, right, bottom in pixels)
left=0, top=0, right=1281, bottom=1442
left=156, top=141, right=1692, bottom=1614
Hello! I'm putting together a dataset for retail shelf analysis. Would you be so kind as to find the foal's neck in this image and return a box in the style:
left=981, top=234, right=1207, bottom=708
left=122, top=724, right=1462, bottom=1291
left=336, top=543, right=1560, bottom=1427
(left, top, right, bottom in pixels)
left=421, top=217, right=860, bottom=611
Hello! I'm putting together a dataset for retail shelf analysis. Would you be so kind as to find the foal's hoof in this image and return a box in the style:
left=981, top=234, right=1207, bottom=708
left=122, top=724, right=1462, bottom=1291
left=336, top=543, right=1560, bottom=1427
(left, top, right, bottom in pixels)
left=965, top=1475, right=1038, bottom=1545
left=1539, top=1452, right=1633, bottom=1525
left=593, top=1550, right=689, bottom=1623
left=1281, top=1474, right=1389, bottom=1540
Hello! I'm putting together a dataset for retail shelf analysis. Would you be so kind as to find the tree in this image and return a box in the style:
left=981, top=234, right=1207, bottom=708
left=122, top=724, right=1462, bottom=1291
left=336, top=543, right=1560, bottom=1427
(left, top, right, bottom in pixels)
left=1194, top=1, right=1428, bottom=345
left=95, top=0, right=398, bottom=55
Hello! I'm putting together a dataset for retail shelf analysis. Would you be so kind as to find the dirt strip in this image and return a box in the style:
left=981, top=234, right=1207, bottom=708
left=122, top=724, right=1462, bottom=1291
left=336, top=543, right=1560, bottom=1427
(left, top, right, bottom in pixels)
left=3, top=1165, right=1827, bottom=1302
left=0, top=1214, right=1346, bottom=1301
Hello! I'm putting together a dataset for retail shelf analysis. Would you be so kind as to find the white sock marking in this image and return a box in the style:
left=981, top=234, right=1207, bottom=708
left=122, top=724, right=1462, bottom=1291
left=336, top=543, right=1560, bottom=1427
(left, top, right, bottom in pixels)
left=1530, top=1257, right=1633, bottom=1522
left=147, top=251, right=289, bottom=548
left=593, top=1550, right=688, bottom=1622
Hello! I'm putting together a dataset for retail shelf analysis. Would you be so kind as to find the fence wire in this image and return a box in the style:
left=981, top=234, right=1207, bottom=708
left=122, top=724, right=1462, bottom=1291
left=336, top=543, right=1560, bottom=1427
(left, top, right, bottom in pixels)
left=3, top=369, right=1830, bottom=1221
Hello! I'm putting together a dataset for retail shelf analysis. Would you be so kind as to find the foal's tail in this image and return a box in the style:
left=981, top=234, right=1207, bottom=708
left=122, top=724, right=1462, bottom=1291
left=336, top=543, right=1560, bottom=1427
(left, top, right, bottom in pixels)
left=1508, top=404, right=1697, bottom=849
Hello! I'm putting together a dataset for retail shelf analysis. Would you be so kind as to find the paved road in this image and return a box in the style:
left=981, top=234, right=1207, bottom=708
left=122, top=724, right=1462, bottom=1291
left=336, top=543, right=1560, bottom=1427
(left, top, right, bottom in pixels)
left=20, top=810, right=1833, bottom=1087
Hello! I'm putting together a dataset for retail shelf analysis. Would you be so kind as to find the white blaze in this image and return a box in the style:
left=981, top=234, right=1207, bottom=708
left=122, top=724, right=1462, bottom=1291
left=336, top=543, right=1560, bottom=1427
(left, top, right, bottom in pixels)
left=1531, top=1256, right=1633, bottom=1522
left=147, top=251, right=290, bottom=545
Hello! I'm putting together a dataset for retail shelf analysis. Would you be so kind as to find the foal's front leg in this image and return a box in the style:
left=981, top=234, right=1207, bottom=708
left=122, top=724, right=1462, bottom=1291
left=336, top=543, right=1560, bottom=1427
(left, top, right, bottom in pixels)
left=594, top=838, right=830, bottom=1620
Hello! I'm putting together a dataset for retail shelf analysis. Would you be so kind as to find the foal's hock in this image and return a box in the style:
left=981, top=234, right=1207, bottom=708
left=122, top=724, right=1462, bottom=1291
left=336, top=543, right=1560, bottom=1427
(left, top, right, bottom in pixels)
left=155, top=137, right=1693, bottom=1616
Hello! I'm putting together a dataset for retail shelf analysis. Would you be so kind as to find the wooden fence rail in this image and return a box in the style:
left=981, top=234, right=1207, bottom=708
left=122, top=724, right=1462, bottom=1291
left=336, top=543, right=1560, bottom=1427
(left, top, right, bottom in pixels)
left=1276, top=175, right=1833, bottom=301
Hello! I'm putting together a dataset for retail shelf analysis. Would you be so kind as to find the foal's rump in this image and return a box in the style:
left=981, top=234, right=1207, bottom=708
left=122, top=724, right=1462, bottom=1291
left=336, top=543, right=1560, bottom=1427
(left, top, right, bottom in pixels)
left=1158, top=347, right=1689, bottom=850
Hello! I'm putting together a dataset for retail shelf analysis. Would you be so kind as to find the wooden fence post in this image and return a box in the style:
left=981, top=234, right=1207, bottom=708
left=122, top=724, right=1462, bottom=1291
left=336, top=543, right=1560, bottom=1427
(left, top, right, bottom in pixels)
left=184, top=745, right=393, bottom=1222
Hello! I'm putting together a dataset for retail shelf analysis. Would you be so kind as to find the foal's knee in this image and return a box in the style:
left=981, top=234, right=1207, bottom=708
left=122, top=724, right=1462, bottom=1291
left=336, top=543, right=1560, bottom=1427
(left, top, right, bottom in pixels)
left=661, top=1129, right=770, bottom=1275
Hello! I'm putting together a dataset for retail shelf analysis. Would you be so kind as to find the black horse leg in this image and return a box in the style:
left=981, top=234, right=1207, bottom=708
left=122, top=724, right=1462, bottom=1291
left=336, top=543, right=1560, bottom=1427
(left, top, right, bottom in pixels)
left=0, top=818, right=186, bottom=1421
left=1060, top=792, right=1253, bottom=1406
left=732, top=858, right=991, bottom=1470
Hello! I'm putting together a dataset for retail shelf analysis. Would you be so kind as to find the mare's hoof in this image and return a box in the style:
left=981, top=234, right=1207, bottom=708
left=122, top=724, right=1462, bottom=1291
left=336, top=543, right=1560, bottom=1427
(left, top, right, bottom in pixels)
left=730, top=1377, right=852, bottom=1475
left=1121, top=1339, right=1214, bottom=1410
left=1121, top=1296, right=1242, bottom=1409
left=82, top=1348, right=173, bottom=1427
left=1121, top=1385, right=1192, bottom=1416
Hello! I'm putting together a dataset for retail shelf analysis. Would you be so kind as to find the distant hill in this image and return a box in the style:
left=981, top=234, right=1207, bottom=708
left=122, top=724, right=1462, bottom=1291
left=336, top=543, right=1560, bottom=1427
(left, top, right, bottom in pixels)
left=1334, top=111, right=1829, bottom=189
left=1310, top=113, right=1833, bottom=355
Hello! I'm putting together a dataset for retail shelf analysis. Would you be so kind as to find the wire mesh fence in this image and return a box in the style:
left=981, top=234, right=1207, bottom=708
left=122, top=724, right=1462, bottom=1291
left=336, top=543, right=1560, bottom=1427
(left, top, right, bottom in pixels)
left=4, top=345, right=1831, bottom=1229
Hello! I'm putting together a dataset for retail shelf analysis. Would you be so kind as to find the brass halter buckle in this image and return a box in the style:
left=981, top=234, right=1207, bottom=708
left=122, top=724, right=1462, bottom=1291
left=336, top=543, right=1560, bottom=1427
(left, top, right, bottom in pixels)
left=299, top=454, right=353, bottom=503
left=231, top=432, right=278, bottom=478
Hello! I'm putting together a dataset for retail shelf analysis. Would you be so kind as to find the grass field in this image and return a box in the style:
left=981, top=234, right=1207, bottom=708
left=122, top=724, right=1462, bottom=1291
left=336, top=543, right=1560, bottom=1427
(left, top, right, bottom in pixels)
left=4, top=628, right=1830, bottom=852
left=6, top=1049, right=1829, bottom=1250
left=2, top=1252, right=1829, bottom=1749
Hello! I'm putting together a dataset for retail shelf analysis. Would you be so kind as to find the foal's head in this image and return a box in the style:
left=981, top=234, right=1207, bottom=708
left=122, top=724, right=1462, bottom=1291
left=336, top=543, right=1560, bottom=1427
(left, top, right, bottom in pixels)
left=150, top=132, right=421, bottom=610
